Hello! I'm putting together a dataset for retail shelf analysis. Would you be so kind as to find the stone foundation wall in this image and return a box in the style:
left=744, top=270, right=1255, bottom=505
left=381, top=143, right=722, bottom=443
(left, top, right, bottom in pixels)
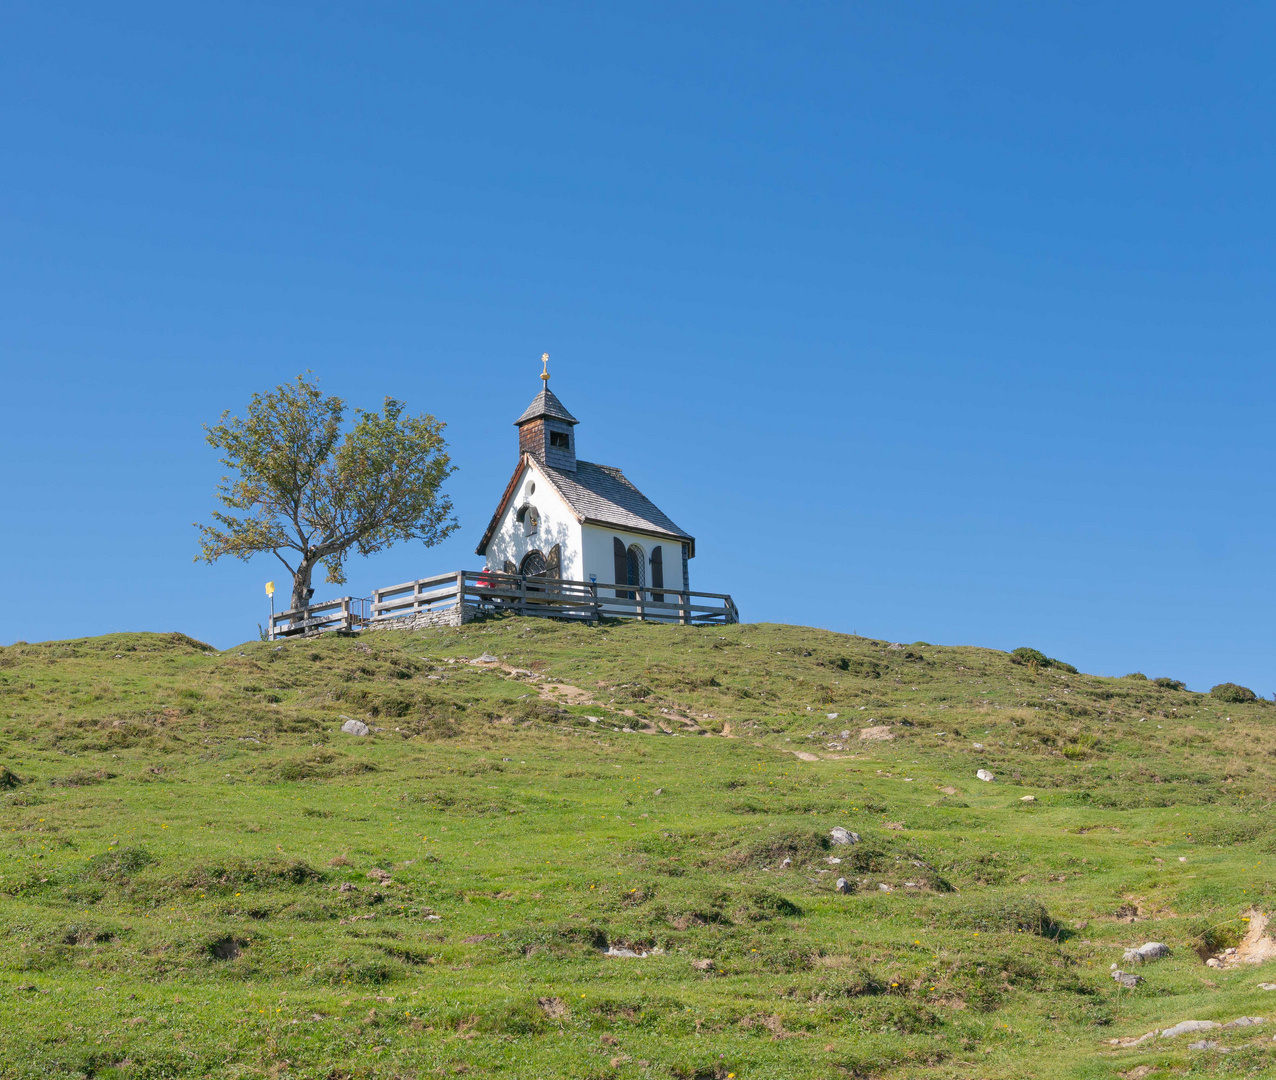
left=365, top=605, right=471, bottom=632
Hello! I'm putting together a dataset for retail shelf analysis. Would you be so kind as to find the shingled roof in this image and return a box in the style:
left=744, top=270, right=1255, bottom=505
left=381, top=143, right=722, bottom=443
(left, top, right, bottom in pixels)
left=514, top=387, right=578, bottom=426
left=544, top=460, right=693, bottom=546
left=476, top=455, right=695, bottom=557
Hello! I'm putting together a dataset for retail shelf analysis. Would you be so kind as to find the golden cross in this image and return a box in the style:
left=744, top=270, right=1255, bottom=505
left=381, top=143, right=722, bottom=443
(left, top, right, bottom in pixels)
left=540, top=353, right=550, bottom=383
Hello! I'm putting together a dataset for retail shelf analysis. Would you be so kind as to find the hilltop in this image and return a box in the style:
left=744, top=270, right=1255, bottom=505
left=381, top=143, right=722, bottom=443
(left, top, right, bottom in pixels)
left=1, top=618, right=1274, bottom=1079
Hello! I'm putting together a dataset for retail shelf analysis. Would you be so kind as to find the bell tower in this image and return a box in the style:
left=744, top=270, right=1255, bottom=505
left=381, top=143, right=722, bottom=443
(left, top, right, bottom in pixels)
left=514, top=354, right=579, bottom=472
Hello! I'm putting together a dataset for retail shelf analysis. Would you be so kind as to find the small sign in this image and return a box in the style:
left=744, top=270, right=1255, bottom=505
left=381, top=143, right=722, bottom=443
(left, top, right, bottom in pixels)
left=265, top=581, right=275, bottom=598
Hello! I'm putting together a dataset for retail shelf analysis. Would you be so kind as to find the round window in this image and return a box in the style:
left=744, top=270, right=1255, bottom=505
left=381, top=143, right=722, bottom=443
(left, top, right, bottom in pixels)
left=529, top=482, right=536, bottom=495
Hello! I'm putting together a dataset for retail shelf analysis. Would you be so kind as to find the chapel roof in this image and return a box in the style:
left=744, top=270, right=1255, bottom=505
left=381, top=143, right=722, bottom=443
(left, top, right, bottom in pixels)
left=543, top=460, right=693, bottom=544
left=514, top=387, right=578, bottom=426
left=475, top=456, right=694, bottom=557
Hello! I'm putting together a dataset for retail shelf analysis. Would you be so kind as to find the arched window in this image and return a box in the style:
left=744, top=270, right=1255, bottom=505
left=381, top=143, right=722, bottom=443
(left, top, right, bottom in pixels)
left=520, top=549, right=547, bottom=577
left=626, top=544, right=646, bottom=591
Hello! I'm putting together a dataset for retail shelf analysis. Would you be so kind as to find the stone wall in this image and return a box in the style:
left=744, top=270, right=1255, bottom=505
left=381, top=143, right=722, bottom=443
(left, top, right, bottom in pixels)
left=364, top=605, right=471, bottom=632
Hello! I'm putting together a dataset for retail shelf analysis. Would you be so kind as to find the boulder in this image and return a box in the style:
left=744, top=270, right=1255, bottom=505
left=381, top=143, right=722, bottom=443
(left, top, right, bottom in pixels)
left=1110, top=968, right=1142, bottom=988
left=976, top=769, right=995, bottom=782
left=835, top=877, right=853, bottom=894
left=341, top=719, right=370, bottom=736
left=829, top=827, right=861, bottom=846
left=1222, top=1017, right=1265, bottom=1028
left=859, top=726, right=893, bottom=741
left=1161, top=1020, right=1219, bottom=1039
left=1123, top=942, right=1171, bottom=963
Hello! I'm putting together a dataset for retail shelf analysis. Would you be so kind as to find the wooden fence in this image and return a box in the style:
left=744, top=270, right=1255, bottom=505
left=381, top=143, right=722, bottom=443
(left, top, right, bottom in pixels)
left=268, top=596, right=370, bottom=640
left=371, top=570, right=739, bottom=626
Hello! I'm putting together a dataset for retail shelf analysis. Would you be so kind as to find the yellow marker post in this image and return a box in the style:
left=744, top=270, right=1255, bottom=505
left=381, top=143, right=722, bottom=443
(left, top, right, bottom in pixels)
left=265, top=582, right=275, bottom=639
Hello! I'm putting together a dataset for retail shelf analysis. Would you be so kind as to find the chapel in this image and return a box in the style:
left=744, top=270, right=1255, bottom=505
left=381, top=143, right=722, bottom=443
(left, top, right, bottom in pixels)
left=476, top=362, right=695, bottom=593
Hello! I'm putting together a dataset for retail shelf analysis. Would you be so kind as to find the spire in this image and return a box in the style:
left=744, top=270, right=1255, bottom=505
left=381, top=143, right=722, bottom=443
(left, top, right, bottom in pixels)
left=515, top=354, right=578, bottom=470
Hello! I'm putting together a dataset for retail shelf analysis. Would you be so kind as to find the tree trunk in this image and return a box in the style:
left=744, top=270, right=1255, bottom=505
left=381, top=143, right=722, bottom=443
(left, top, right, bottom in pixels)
left=291, top=559, right=317, bottom=615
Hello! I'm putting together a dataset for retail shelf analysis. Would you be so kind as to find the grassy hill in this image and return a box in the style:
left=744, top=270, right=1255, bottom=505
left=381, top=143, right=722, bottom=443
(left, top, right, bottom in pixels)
left=1, top=617, right=1274, bottom=1079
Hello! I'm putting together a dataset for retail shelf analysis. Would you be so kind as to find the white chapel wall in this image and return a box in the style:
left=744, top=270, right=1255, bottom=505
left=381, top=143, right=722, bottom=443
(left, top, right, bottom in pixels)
left=580, top=524, right=689, bottom=591
left=484, top=461, right=584, bottom=578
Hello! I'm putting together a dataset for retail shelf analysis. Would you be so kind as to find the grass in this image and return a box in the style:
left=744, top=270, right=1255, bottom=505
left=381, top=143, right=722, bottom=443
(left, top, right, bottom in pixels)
left=0, top=617, right=1274, bottom=1079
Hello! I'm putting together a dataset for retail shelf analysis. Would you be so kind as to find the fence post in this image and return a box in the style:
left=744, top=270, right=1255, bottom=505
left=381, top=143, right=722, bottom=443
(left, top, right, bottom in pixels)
left=680, top=591, right=689, bottom=625
left=636, top=586, right=646, bottom=621
left=589, top=581, right=599, bottom=621
left=455, top=569, right=466, bottom=621
left=518, top=574, right=527, bottom=616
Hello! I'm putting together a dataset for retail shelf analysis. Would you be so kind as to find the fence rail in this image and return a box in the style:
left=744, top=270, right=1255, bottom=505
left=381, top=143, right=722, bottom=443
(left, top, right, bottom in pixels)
left=371, top=570, right=738, bottom=626
left=269, top=596, right=370, bottom=640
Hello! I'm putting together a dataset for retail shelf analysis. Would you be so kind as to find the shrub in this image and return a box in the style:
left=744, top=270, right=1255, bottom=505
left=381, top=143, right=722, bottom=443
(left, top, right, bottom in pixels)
left=1122, top=672, right=1148, bottom=681
left=1010, top=648, right=1076, bottom=673
left=0, top=766, right=23, bottom=789
left=1210, top=683, right=1256, bottom=704
left=1011, top=647, right=1048, bottom=667
left=1154, top=677, right=1187, bottom=691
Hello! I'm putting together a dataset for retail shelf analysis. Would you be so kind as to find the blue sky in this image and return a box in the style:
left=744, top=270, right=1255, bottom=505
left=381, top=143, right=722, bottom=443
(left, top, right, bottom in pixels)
left=2, top=3, right=1274, bottom=693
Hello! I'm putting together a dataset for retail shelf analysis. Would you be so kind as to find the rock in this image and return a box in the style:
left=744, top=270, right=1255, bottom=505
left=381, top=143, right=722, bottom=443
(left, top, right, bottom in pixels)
left=859, top=725, right=893, bottom=741
left=1222, top=1016, right=1265, bottom=1028
left=366, top=868, right=392, bottom=883
left=654, top=788, right=663, bottom=795
left=835, top=877, right=853, bottom=893
left=840, top=730, right=850, bottom=738
left=1259, top=983, right=1276, bottom=991
left=1020, top=795, right=1036, bottom=802
left=1123, top=942, right=1171, bottom=963
left=971, top=742, right=984, bottom=750
left=1110, top=968, right=1142, bottom=988
left=877, top=883, right=891, bottom=892
left=1188, top=1040, right=1220, bottom=1050
left=976, top=769, right=995, bottom=782
left=690, top=958, right=714, bottom=971
left=792, top=751, right=820, bottom=762
left=827, top=713, right=838, bottom=720
left=829, top=827, right=861, bottom=846
left=1161, top=1020, right=1219, bottom=1039
left=1207, top=958, right=1222, bottom=968
left=341, top=718, right=369, bottom=736
left=472, top=653, right=500, bottom=664
left=779, top=857, right=791, bottom=868
left=604, top=943, right=662, bottom=959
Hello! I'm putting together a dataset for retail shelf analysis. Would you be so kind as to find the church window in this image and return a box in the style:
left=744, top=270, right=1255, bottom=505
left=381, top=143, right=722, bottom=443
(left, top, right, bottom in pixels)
left=550, top=431, right=570, bottom=449
left=520, top=549, right=547, bottom=577
left=626, top=544, right=646, bottom=590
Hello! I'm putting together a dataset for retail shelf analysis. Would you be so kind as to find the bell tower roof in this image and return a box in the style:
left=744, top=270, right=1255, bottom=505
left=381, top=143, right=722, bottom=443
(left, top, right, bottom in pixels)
left=514, top=386, right=578, bottom=427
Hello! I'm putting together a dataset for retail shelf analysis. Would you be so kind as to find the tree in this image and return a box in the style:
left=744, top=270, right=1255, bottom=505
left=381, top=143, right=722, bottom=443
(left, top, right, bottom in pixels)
left=196, top=374, right=459, bottom=613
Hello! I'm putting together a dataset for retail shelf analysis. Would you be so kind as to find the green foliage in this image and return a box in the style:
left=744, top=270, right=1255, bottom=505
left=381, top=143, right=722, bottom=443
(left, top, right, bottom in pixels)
left=1010, top=647, right=1077, bottom=673
left=1154, top=676, right=1187, bottom=691
left=1209, top=682, right=1257, bottom=703
left=195, top=374, right=458, bottom=609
